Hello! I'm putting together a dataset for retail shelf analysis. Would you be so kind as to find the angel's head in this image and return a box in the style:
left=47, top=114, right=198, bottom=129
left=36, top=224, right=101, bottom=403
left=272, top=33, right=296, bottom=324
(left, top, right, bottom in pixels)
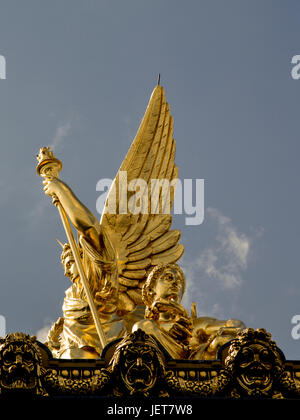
left=60, top=243, right=81, bottom=283
left=142, top=263, right=186, bottom=307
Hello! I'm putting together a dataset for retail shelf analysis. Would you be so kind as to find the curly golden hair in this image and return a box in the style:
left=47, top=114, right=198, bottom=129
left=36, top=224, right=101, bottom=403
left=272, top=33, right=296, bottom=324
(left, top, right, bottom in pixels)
left=142, top=263, right=186, bottom=307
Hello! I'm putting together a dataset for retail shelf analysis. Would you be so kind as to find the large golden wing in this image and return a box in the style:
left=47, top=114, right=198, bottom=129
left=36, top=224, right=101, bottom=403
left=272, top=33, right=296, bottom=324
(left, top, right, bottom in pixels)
left=100, top=85, right=184, bottom=313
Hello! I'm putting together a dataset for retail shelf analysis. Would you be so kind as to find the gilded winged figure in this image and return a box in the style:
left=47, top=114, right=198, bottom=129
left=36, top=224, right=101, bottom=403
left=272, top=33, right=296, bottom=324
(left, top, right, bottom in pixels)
left=38, top=83, right=244, bottom=360
left=39, top=84, right=184, bottom=358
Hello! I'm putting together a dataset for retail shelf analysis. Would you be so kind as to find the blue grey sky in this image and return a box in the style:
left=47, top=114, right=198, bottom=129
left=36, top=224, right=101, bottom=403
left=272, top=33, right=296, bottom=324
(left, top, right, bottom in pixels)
left=1, top=0, right=300, bottom=359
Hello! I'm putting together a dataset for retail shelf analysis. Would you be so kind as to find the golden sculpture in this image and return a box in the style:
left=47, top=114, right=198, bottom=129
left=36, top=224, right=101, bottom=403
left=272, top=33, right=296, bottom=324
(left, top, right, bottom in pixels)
left=189, top=305, right=245, bottom=360
left=46, top=243, right=125, bottom=358
left=0, top=332, right=48, bottom=396
left=133, top=263, right=244, bottom=360
left=222, top=328, right=299, bottom=398
left=36, top=83, right=245, bottom=361
left=1, top=329, right=300, bottom=398
left=1, top=81, right=300, bottom=401
left=132, top=264, right=192, bottom=359
left=109, top=329, right=167, bottom=396
left=37, top=84, right=184, bottom=358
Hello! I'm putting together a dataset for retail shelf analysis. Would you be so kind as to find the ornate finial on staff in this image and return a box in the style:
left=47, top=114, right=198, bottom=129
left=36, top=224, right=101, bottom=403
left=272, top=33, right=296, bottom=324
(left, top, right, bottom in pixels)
left=36, top=147, right=107, bottom=350
left=36, top=147, right=62, bottom=178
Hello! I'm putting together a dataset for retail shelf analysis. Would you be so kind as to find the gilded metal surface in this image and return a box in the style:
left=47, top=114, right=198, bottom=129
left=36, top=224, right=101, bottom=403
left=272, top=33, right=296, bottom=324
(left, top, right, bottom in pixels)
left=44, top=366, right=111, bottom=396
left=0, top=333, right=48, bottom=396
left=223, top=328, right=300, bottom=398
left=1, top=84, right=299, bottom=399
left=132, top=264, right=192, bottom=359
left=37, top=85, right=184, bottom=357
left=1, top=329, right=300, bottom=398
left=133, top=263, right=244, bottom=360
left=164, top=369, right=231, bottom=397
left=37, top=148, right=111, bottom=354
left=46, top=243, right=125, bottom=359
left=35, top=85, right=245, bottom=360
left=189, top=310, right=245, bottom=360
left=109, top=329, right=166, bottom=396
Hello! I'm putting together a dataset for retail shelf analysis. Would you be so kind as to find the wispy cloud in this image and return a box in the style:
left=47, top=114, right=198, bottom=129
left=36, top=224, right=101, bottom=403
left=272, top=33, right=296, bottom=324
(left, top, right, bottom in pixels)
left=199, top=207, right=250, bottom=288
left=36, top=319, right=54, bottom=343
left=181, top=207, right=262, bottom=316
left=49, top=120, right=72, bottom=151
left=27, top=195, right=56, bottom=232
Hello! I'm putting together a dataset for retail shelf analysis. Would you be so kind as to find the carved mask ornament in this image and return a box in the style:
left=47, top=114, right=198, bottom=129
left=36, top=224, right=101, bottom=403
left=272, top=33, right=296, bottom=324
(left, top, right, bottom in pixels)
left=235, top=343, right=273, bottom=394
left=120, top=345, right=158, bottom=393
left=0, top=333, right=46, bottom=395
left=225, top=328, right=284, bottom=397
left=109, top=330, right=166, bottom=396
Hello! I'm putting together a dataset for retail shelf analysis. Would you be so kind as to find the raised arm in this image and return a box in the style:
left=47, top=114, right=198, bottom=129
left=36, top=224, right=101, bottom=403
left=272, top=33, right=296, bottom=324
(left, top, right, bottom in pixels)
left=43, top=177, right=101, bottom=248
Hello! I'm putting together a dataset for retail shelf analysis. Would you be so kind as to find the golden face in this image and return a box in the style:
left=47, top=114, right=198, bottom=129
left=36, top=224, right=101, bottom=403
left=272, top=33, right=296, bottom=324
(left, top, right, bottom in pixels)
left=235, top=343, right=274, bottom=394
left=154, top=268, right=183, bottom=302
left=1, top=342, right=38, bottom=391
left=63, top=254, right=79, bottom=282
left=120, top=345, right=158, bottom=395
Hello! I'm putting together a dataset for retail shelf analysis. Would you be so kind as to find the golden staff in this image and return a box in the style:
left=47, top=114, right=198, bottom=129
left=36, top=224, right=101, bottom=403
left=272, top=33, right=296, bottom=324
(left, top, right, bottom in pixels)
left=36, top=147, right=107, bottom=350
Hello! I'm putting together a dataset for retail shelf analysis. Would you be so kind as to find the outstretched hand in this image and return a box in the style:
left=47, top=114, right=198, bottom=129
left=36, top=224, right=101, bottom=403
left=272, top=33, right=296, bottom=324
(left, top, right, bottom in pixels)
left=43, top=177, right=64, bottom=198
left=152, top=298, right=189, bottom=318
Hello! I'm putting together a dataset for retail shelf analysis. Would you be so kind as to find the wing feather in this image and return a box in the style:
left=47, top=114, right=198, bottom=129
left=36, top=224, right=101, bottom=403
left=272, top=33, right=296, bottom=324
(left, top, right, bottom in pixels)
left=122, top=214, right=148, bottom=245
left=100, top=85, right=184, bottom=313
left=151, top=244, right=184, bottom=265
left=122, top=269, right=146, bottom=280
left=125, top=258, right=151, bottom=270
left=127, top=248, right=152, bottom=262
left=143, top=214, right=172, bottom=238
left=127, top=236, right=150, bottom=253
left=151, top=230, right=181, bottom=254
